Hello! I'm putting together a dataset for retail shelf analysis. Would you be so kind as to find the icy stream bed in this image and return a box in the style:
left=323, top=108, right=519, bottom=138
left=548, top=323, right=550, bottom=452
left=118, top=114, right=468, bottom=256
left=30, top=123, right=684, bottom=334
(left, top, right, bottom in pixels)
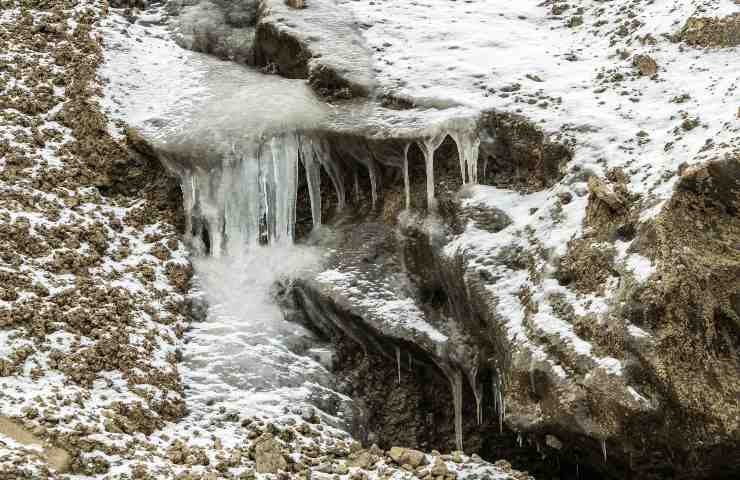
left=99, top=5, right=355, bottom=442
left=181, top=246, right=350, bottom=425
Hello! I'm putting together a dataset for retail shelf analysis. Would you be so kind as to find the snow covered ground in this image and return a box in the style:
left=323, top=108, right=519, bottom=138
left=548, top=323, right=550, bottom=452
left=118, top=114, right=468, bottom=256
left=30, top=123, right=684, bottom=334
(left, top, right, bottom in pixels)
left=334, top=0, right=738, bottom=381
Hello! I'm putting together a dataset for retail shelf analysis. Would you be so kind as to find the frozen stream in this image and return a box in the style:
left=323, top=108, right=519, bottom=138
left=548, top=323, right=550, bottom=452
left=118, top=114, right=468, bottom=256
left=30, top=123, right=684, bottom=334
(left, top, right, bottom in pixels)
left=100, top=5, right=354, bottom=440
left=99, top=0, right=483, bottom=447
left=182, top=246, right=351, bottom=424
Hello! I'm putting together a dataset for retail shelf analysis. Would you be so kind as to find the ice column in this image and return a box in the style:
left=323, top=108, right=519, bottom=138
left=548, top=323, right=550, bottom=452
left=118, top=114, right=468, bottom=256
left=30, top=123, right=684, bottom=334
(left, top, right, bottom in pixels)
left=417, top=133, right=447, bottom=211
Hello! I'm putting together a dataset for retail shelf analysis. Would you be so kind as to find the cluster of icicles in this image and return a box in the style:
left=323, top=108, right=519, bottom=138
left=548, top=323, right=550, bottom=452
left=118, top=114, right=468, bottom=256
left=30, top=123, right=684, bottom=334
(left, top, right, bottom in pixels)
left=397, top=347, right=507, bottom=452
left=176, top=126, right=487, bottom=451
left=179, top=128, right=481, bottom=255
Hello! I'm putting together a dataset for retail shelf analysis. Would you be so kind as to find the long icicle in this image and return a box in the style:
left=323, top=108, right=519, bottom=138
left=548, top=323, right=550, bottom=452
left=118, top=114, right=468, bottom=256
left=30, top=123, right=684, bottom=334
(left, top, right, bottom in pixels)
left=466, top=135, right=481, bottom=184
left=451, top=370, right=464, bottom=452
left=403, top=143, right=411, bottom=210
left=396, top=346, right=401, bottom=384
left=418, top=133, right=446, bottom=211
left=469, top=366, right=483, bottom=425
left=299, top=136, right=322, bottom=230
left=368, top=160, right=379, bottom=209
left=602, top=439, right=608, bottom=463
left=450, top=131, right=468, bottom=184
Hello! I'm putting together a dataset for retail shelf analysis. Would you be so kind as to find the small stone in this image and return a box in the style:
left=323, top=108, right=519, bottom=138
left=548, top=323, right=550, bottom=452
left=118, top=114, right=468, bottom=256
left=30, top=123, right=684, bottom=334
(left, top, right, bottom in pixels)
left=557, top=191, right=573, bottom=204
left=254, top=434, right=288, bottom=474
left=430, top=457, right=450, bottom=477
left=546, top=434, right=563, bottom=450
left=388, top=447, right=427, bottom=468
left=633, top=54, right=657, bottom=76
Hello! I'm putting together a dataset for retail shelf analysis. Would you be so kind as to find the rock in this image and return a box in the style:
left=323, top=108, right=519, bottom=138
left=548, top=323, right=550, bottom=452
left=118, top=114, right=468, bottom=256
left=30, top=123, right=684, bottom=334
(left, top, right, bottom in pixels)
left=587, top=176, right=626, bottom=212
left=254, top=434, right=287, bottom=474
left=300, top=405, right=319, bottom=423
left=388, top=447, right=427, bottom=468
left=557, top=191, right=573, bottom=204
left=678, top=13, right=740, bottom=47
left=430, top=457, right=450, bottom=477
left=349, top=450, right=375, bottom=469
left=545, top=434, right=563, bottom=450
left=633, top=54, right=657, bottom=76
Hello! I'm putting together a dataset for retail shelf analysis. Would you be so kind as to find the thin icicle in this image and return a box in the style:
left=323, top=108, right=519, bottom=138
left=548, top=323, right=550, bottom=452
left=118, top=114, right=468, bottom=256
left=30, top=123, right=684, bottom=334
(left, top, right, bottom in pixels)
left=469, top=365, right=483, bottom=425
left=396, top=346, right=401, bottom=384
left=403, top=143, right=411, bottom=210
left=602, top=439, right=607, bottom=463
left=492, top=367, right=505, bottom=433
left=313, top=139, right=346, bottom=211
left=450, top=370, right=464, bottom=452
left=368, top=161, right=379, bottom=208
left=353, top=170, right=361, bottom=203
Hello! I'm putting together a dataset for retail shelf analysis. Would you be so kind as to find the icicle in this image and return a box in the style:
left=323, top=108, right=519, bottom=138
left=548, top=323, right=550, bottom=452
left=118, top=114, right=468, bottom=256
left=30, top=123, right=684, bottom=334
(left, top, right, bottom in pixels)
left=298, top=136, right=322, bottom=230
left=353, top=170, right=361, bottom=203
left=180, top=172, right=196, bottom=242
left=417, top=133, right=446, bottom=211
left=492, top=367, right=505, bottom=433
left=482, top=152, right=489, bottom=181
left=450, top=130, right=481, bottom=185
left=476, top=386, right=483, bottom=425
left=469, top=365, right=482, bottom=425
left=314, top=139, right=346, bottom=211
left=223, top=141, right=262, bottom=249
left=408, top=352, right=412, bottom=371
left=197, top=172, right=223, bottom=257
left=368, top=161, right=379, bottom=208
left=450, top=131, right=468, bottom=184
left=450, top=370, right=464, bottom=452
left=402, top=143, right=411, bottom=210
left=467, top=136, right=481, bottom=184
left=396, top=346, right=401, bottom=384
left=601, top=439, right=607, bottom=463
left=178, top=132, right=306, bottom=255
left=501, top=388, right=505, bottom=427
left=260, top=134, right=300, bottom=246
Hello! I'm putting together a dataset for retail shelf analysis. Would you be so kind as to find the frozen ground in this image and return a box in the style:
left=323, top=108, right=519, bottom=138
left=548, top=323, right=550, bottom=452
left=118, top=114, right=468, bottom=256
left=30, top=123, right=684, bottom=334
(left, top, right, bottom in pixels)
left=330, top=0, right=739, bottom=381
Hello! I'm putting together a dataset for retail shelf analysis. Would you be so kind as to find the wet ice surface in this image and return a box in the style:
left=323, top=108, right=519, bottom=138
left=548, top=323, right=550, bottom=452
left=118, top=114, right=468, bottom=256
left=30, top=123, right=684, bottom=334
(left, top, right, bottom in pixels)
left=182, top=246, right=352, bottom=426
